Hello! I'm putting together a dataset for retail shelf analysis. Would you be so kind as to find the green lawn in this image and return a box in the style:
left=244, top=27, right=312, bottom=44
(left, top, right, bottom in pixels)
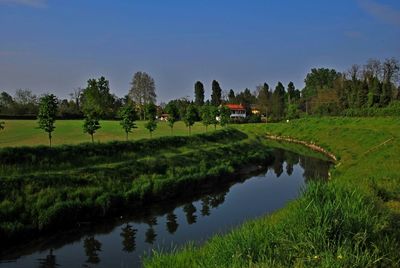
left=0, top=120, right=216, bottom=147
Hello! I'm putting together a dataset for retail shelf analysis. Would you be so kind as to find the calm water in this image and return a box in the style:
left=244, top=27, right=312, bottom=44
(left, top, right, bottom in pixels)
left=0, top=149, right=331, bottom=268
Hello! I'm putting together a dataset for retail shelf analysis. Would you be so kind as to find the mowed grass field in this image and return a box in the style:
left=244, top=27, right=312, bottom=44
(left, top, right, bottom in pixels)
left=0, top=120, right=217, bottom=147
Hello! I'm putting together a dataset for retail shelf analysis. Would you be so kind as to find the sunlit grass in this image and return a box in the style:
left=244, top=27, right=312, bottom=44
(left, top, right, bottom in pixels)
left=145, top=117, right=400, bottom=267
left=0, top=120, right=218, bottom=147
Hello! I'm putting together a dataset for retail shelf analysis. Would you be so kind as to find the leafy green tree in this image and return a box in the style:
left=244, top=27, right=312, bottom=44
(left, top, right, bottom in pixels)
left=200, top=105, right=213, bottom=131
left=219, top=106, right=231, bottom=127
left=83, top=116, right=101, bottom=143
left=129, top=72, right=157, bottom=120
left=145, top=102, right=157, bottom=120
left=302, top=68, right=340, bottom=113
left=211, top=80, right=222, bottom=106
left=38, top=94, right=58, bottom=147
left=380, top=82, right=393, bottom=106
left=165, top=102, right=179, bottom=135
left=145, top=119, right=157, bottom=138
left=118, top=104, right=137, bottom=141
left=286, top=103, right=300, bottom=120
left=236, top=88, right=256, bottom=115
left=272, top=82, right=286, bottom=119
left=210, top=105, right=219, bottom=130
left=256, top=83, right=270, bottom=118
left=287, top=82, right=295, bottom=105
left=81, top=76, right=115, bottom=119
left=358, top=80, right=369, bottom=108
left=184, top=104, right=197, bottom=135
left=194, top=81, right=205, bottom=106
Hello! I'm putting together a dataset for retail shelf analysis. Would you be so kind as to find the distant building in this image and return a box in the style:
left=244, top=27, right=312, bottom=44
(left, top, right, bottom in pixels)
left=250, top=104, right=260, bottom=115
left=225, top=104, right=246, bottom=119
left=159, top=113, right=169, bottom=121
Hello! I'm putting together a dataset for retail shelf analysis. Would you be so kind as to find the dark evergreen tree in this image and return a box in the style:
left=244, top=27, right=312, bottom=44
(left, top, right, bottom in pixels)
left=272, top=82, right=286, bottom=119
left=194, top=81, right=205, bottom=106
left=228, top=89, right=236, bottom=103
left=211, top=80, right=222, bottom=106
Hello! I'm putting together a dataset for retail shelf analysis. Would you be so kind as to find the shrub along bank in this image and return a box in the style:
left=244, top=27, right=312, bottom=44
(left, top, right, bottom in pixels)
left=0, top=128, right=274, bottom=248
left=144, top=117, right=400, bottom=267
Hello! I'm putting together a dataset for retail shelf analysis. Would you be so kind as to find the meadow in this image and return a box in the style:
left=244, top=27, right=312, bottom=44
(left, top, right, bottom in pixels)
left=0, top=120, right=215, bottom=148
left=145, top=117, right=400, bottom=267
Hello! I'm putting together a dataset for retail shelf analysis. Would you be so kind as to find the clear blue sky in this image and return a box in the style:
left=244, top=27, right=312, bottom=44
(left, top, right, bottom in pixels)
left=0, top=0, right=399, bottom=102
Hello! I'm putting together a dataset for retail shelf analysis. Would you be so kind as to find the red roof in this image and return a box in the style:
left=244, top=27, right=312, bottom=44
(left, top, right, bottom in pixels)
left=225, top=104, right=245, bottom=110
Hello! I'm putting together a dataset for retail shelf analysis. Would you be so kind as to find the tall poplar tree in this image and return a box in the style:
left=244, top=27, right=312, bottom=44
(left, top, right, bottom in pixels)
left=211, top=80, right=222, bottom=106
left=194, top=81, right=205, bottom=106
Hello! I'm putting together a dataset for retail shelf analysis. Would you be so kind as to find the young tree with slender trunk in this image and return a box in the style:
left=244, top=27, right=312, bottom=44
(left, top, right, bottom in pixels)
left=200, top=105, right=213, bottom=132
left=219, top=106, right=231, bottom=127
left=83, top=115, right=101, bottom=143
left=119, top=103, right=137, bottom=141
left=165, top=102, right=179, bottom=135
left=38, top=94, right=58, bottom=147
left=145, top=119, right=157, bottom=138
left=184, top=104, right=197, bottom=135
left=0, top=121, right=4, bottom=131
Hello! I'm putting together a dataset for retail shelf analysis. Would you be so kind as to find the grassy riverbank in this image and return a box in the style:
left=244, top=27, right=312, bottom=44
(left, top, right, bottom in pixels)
left=0, top=128, right=275, bottom=248
left=145, top=117, right=400, bottom=267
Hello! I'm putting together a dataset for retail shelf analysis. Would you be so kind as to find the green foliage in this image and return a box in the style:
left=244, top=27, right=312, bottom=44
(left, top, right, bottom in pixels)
left=200, top=105, right=214, bottom=131
left=194, top=81, right=205, bottom=106
left=83, top=116, right=101, bottom=143
left=219, top=106, right=231, bottom=127
left=37, top=94, right=58, bottom=146
left=184, top=104, right=197, bottom=135
left=129, top=71, right=157, bottom=120
left=211, top=80, right=222, bottom=106
left=286, top=103, right=300, bottom=120
left=81, top=76, right=114, bottom=119
left=272, top=82, right=285, bottom=119
left=145, top=119, right=158, bottom=138
left=165, top=102, right=179, bottom=134
left=118, top=104, right=137, bottom=140
left=145, top=102, right=157, bottom=120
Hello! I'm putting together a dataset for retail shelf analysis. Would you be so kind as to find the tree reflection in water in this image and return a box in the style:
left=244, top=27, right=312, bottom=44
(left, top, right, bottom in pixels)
left=183, top=203, right=197, bottom=225
left=37, top=248, right=59, bottom=268
left=200, top=197, right=211, bottom=216
left=166, top=212, right=179, bottom=234
left=83, top=236, right=102, bottom=265
left=145, top=216, right=157, bottom=244
left=120, top=224, right=138, bottom=252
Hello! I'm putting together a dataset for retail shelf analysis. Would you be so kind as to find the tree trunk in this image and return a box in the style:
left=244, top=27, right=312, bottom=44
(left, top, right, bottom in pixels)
left=91, top=134, right=94, bottom=143
left=170, top=127, right=173, bottom=135
left=126, top=132, right=128, bottom=141
left=49, top=133, right=52, bottom=147
left=189, top=126, right=191, bottom=136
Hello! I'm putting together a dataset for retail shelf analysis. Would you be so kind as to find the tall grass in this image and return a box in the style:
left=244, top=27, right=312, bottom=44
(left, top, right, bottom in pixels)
left=144, top=117, right=400, bottom=267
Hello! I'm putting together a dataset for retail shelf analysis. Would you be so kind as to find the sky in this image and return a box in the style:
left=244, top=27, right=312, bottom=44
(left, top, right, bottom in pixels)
left=0, top=0, right=399, bottom=103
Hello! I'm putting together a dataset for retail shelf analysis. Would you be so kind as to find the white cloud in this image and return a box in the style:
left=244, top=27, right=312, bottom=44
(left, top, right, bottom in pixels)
left=357, top=0, right=400, bottom=27
left=0, top=0, right=47, bottom=8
